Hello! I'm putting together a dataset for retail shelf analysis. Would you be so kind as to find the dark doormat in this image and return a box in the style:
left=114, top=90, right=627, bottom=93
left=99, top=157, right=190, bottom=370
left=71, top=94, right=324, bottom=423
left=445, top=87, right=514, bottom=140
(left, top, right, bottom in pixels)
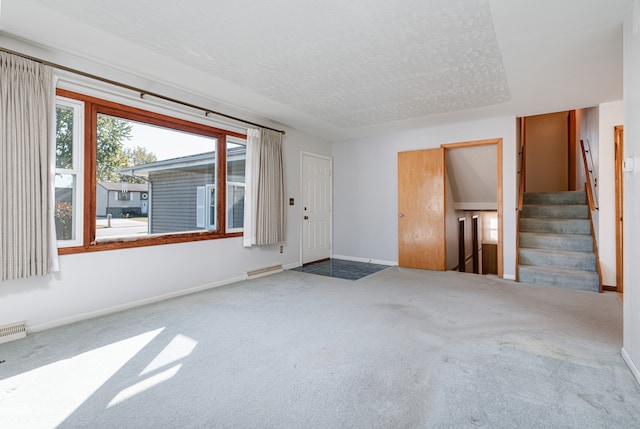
left=290, top=259, right=389, bottom=280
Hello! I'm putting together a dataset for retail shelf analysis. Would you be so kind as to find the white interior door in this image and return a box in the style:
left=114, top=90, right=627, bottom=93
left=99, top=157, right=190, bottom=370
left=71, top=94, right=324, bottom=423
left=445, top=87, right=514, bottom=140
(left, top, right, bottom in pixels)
left=302, top=153, right=332, bottom=264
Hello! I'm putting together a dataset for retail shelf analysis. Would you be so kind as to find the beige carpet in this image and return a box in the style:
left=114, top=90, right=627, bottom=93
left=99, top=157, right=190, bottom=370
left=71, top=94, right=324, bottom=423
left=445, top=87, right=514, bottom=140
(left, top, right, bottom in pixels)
left=1, top=268, right=638, bottom=428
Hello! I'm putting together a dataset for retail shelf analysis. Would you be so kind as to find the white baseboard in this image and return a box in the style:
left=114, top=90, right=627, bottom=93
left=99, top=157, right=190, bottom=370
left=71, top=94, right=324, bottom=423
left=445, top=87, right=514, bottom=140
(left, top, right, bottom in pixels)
left=283, top=261, right=302, bottom=270
left=331, top=254, right=397, bottom=266
left=622, top=347, right=640, bottom=386
left=503, top=274, right=516, bottom=281
left=28, top=275, right=245, bottom=333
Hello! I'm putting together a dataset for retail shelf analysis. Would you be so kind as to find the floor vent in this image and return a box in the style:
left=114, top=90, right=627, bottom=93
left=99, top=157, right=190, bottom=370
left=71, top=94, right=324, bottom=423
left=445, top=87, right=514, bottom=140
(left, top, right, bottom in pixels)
left=246, top=264, right=283, bottom=280
left=0, top=321, right=26, bottom=345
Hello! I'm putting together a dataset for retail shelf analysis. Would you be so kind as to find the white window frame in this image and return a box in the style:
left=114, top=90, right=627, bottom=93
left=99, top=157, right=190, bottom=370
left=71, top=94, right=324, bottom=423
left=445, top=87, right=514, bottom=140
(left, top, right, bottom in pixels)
left=206, top=183, right=216, bottom=230
left=55, top=97, right=84, bottom=248
left=196, top=184, right=216, bottom=230
left=226, top=136, right=246, bottom=233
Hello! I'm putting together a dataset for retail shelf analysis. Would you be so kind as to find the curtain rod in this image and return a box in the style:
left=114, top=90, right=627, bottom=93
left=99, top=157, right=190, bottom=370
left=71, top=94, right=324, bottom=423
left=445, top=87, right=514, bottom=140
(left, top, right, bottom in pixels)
left=1, top=47, right=286, bottom=135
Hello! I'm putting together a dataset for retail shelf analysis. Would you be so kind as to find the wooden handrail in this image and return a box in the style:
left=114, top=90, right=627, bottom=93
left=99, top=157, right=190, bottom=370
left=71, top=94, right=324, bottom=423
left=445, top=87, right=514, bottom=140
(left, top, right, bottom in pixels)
left=580, top=139, right=602, bottom=291
left=580, top=139, right=597, bottom=211
left=518, top=145, right=526, bottom=211
left=518, top=118, right=526, bottom=211
left=515, top=118, right=526, bottom=282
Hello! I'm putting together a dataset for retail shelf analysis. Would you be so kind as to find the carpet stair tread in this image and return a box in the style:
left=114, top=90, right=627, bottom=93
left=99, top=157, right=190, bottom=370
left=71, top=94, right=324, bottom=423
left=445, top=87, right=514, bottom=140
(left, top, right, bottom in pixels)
left=519, top=232, right=594, bottom=252
left=520, top=217, right=591, bottom=235
left=523, top=191, right=586, bottom=205
left=521, top=204, right=589, bottom=219
left=518, top=265, right=600, bottom=292
left=519, top=247, right=596, bottom=271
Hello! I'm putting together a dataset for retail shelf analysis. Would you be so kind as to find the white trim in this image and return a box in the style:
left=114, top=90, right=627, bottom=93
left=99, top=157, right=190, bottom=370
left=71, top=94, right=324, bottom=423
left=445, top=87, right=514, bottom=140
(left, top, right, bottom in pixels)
left=283, top=261, right=302, bottom=270
left=55, top=96, right=85, bottom=248
left=332, top=254, right=397, bottom=266
left=503, top=274, right=516, bottom=281
left=27, top=275, right=245, bottom=333
left=226, top=134, right=247, bottom=234
left=622, top=348, right=640, bottom=385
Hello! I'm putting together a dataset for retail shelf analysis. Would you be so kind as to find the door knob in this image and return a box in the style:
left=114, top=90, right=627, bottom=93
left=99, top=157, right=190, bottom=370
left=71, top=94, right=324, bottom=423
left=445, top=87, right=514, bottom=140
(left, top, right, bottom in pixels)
left=398, top=213, right=405, bottom=217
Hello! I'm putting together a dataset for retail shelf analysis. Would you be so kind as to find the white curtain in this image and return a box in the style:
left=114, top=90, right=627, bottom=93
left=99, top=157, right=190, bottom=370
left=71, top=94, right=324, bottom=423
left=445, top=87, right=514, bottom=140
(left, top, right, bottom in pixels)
left=0, top=52, right=55, bottom=281
left=256, top=129, right=285, bottom=245
left=243, top=128, right=285, bottom=247
left=243, top=128, right=261, bottom=247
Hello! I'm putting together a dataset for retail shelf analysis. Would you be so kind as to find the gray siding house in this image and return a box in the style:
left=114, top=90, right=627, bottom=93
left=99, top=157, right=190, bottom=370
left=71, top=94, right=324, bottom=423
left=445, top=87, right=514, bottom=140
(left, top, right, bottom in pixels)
left=120, top=148, right=245, bottom=234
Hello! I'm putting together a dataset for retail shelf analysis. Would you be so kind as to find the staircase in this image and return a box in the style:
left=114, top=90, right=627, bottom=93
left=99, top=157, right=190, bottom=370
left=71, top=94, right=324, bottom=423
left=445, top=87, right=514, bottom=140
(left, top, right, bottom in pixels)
left=518, top=190, right=600, bottom=292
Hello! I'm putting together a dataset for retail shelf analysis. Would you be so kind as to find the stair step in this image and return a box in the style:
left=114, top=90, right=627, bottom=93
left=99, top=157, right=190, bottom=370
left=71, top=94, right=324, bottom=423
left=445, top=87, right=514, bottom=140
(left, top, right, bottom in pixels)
left=521, top=204, right=588, bottom=219
left=518, top=265, right=600, bottom=292
left=519, top=248, right=596, bottom=271
left=523, top=191, right=586, bottom=205
left=519, top=232, right=594, bottom=252
left=520, top=218, right=591, bottom=235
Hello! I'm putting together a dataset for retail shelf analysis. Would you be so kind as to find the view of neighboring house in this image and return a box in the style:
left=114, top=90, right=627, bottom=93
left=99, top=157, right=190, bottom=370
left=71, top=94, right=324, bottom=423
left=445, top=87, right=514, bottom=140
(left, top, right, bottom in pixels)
left=119, top=147, right=246, bottom=234
left=96, top=182, right=149, bottom=218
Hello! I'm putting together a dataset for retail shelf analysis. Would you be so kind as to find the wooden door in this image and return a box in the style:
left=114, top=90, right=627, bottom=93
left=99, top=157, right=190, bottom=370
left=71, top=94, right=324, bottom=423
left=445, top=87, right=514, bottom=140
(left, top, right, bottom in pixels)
left=302, top=153, right=332, bottom=264
left=615, top=126, right=624, bottom=294
left=398, top=148, right=446, bottom=270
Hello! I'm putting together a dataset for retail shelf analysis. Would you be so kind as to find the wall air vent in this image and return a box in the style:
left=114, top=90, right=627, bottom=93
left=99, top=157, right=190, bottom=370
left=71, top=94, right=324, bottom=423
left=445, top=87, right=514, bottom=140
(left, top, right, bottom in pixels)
left=245, top=265, right=283, bottom=280
left=0, top=321, right=26, bottom=344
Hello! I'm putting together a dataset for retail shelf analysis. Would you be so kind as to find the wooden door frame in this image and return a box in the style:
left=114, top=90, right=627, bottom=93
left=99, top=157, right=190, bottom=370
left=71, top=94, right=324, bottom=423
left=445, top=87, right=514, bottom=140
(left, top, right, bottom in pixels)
left=441, top=138, right=503, bottom=278
left=614, top=126, right=624, bottom=294
left=300, top=151, right=333, bottom=265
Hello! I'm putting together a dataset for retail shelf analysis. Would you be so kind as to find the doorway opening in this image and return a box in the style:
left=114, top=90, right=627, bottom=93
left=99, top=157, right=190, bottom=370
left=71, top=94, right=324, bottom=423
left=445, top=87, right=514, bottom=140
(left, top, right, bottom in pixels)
left=397, top=138, right=503, bottom=277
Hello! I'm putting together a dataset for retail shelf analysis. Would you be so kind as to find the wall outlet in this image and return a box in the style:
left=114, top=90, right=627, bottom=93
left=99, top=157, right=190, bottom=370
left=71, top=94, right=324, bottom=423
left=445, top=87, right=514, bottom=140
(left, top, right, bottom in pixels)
left=279, top=245, right=284, bottom=253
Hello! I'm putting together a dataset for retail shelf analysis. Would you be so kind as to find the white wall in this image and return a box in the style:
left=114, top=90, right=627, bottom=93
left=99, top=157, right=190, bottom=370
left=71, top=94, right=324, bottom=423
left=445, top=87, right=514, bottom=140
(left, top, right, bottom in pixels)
left=576, top=103, right=623, bottom=288
left=598, top=101, right=624, bottom=287
left=579, top=107, right=601, bottom=243
left=622, top=5, right=640, bottom=383
left=0, top=126, right=331, bottom=332
left=332, top=116, right=517, bottom=279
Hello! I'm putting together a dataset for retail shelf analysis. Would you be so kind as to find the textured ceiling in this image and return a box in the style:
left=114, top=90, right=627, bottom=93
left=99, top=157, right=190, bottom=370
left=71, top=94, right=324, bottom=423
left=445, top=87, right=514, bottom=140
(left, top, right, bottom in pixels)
left=0, top=0, right=630, bottom=140
left=29, top=0, right=509, bottom=128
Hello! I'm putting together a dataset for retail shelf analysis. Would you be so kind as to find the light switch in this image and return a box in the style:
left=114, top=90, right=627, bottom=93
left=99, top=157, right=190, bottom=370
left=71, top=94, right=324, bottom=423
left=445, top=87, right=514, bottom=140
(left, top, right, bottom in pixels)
left=622, top=157, right=638, bottom=173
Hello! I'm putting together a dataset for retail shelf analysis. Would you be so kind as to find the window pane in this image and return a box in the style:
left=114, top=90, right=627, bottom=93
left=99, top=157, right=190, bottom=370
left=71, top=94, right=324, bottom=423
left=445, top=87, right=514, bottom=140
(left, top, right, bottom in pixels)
left=482, top=212, right=499, bottom=243
left=227, top=184, right=245, bottom=230
left=56, top=106, right=74, bottom=169
left=96, top=115, right=217, bottom=239
left=55, top=173, right=76, bottom=240
left=227, top=143, right=246, bottom=183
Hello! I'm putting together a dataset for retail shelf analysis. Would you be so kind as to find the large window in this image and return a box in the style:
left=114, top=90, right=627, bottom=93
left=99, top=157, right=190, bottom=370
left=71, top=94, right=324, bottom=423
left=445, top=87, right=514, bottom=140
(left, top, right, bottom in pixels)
left=55, top=89, right=247, bottom=254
